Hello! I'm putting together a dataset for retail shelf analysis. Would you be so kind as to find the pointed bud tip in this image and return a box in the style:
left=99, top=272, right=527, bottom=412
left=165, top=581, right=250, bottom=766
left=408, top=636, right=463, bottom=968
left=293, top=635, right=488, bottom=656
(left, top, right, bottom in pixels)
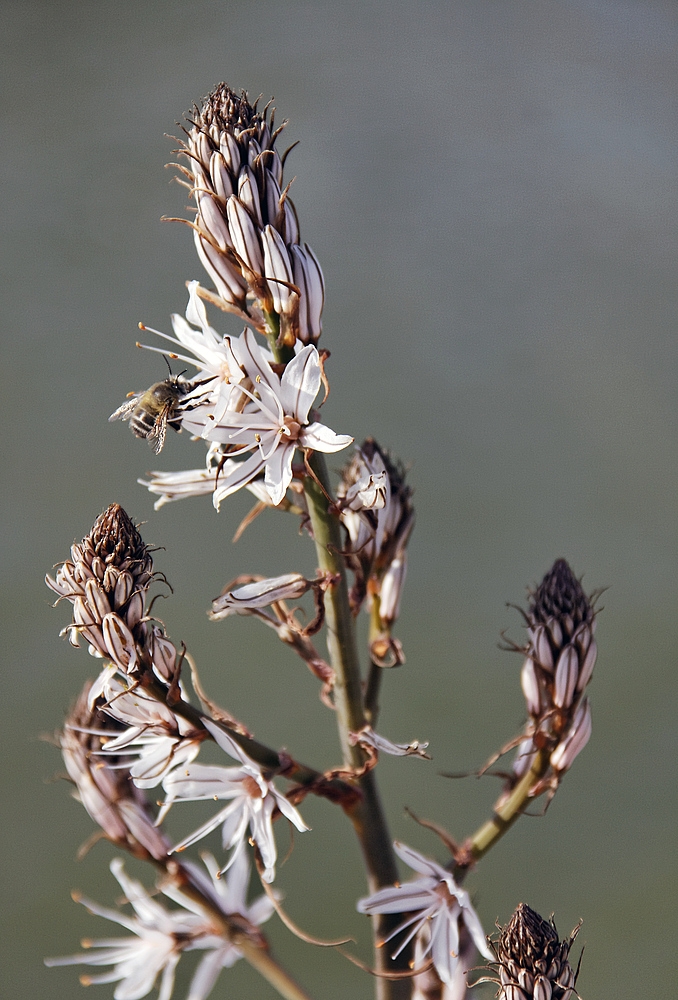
left=529, top=558, right=593, bottom=631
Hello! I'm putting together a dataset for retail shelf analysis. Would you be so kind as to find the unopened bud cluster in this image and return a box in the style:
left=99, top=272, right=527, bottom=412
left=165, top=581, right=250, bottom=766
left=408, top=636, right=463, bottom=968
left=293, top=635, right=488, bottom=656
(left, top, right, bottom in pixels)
left=178, top=83, right=324, bottom=345
left=489, top=903, right=579, bottom=1000
left=513, top=559, right=596, bottom=785
left=46, top=503, right=177, bottom=680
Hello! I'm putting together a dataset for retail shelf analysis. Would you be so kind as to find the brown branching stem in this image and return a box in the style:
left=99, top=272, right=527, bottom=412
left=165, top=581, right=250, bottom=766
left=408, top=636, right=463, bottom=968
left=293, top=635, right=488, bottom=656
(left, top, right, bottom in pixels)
left=142, top=674, right=357, bottom=807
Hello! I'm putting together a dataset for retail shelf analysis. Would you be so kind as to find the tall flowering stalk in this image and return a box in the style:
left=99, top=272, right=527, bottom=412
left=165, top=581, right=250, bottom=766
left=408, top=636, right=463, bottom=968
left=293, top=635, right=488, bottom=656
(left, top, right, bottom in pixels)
left=45, top=84, right=595, bottom=1000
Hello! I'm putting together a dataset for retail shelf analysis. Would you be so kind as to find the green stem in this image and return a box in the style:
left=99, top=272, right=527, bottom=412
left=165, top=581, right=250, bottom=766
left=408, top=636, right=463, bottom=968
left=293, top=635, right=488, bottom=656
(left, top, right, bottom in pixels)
left=303, top=451, right=412, bottom=1000
left=264, top=310, right=296, bottom=364
left=453, top=749, right=549, bottom=878
left=303, top=454, right=365, bottom=766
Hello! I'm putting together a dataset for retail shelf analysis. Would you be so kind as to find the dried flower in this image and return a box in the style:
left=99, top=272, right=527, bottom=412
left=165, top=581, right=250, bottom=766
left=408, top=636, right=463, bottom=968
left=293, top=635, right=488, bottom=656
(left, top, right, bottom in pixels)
left=357, top=842, right=491, bottom=986
left=487, top=903, right=580, bottom=1000
left=209, top=572, right=313, bottom=619
left=175, top=84, right=324, bottom=346
left=349, top=726, right=430, bottom=759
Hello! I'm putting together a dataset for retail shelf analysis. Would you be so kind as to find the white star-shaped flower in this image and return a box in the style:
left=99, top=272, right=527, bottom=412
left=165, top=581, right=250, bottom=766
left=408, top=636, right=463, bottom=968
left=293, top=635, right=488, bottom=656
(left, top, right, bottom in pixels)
left=175, top=850, right=276, bottom=999
left=201, top=331, right=352, bottom=506
left=85, top=666, right=203, bottom=788
left=357, top=842, right=492, bottom=986
left=45, top=859, right=209, bottom=1000
left=160, top=720, right=309, bottom=883
left=138, top=282, right=245, bottom=403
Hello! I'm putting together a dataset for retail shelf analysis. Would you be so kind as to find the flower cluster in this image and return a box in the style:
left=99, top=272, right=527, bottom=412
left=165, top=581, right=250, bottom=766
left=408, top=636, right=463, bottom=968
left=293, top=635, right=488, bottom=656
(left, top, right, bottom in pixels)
left=46, top=504, right=159, bottom=674
left=49, top=506, right=307, bottom=884
left=45, top=851, right=275, bottom=1000
left=133, top=284, right=352, bottom=508
left=47, top=80, right=599, bottom=1000
left=60, top=683, right=174, bottom=862
left=505, top=558, right=597, bottom=796
left=160, top=719, right=309, bottom=884
left=175, top=84, right=324, bottom=346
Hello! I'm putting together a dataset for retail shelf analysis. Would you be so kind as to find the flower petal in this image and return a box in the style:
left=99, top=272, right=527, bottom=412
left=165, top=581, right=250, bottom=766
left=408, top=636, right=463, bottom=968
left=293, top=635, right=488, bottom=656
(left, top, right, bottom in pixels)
left=264, top=441, right=295, bottom=506
left=430, top=908, right=459, bottom=985
left=393, top=842, right=450, bottom=883
left=279, top=345, right=321, bottom=421
left=300, top=421, right=353, bottom=453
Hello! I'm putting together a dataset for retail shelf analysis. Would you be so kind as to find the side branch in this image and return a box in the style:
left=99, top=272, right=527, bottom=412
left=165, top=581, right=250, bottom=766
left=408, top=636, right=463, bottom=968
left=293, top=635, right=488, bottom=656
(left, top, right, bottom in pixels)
left=454, top=749, right=549, bottom=876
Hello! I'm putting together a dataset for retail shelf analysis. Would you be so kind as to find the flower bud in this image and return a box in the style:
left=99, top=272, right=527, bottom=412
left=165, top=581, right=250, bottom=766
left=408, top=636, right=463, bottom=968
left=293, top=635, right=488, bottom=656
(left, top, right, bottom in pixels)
left=47, top=505, right=164, bottom=677
left=517, top=559, right=597, bottom=768
left=210, top=572, right=313, bottom=619
left=489, top=903, right=580, bottom=1000
left=550, top=698, right=592, bottom=774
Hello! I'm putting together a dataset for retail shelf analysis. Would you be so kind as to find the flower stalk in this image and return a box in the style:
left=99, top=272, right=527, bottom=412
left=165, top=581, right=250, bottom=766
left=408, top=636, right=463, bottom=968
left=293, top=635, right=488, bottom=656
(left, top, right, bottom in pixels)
left=303, top=451, right=412, bottom=998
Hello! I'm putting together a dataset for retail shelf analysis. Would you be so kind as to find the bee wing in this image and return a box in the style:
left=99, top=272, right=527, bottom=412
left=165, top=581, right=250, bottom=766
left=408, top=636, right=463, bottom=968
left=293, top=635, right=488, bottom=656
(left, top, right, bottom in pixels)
left=109, top=394, right=140, bottom=422
left=147, top=407, right=170, bottom=454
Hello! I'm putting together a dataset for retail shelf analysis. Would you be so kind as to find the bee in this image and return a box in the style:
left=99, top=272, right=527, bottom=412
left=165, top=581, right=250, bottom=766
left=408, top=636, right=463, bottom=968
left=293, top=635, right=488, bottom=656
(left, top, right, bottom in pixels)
left=109, top=374, right=209, bottom=455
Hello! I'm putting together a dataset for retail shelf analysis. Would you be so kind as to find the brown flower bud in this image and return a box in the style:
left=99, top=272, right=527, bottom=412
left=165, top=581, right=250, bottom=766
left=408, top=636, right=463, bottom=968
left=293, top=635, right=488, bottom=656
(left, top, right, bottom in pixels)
left=490, top=903, right=580, bottom=1000
left=47, top=504, right=178, bottom=679
left=510, top=560, right=598, bottom=789
left=338, top=438, right=414, bottom=623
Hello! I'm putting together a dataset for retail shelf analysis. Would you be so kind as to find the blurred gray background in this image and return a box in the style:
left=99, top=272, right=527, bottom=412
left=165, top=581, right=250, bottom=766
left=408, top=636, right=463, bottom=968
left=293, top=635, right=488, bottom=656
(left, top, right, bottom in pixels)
left=2, top=1, right=676, bottom=997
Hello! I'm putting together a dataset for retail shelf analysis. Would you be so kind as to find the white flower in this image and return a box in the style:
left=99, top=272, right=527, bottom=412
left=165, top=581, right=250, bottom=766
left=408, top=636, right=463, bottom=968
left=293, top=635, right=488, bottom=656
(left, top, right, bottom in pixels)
left=45, top=858, right=210, bottom=1000
left=339, top=469, right=387, bottom=512
left=139, top=444, right=273, bottom=511
left=137, top=296, right=352, bottom=508
left=411, top=922, right=477, bottom=1000
left=175, top=850, right=276, bottom=999
left=139, top=282, right=245, bottom=399
left=202, top=331, right=352, bottom=506
left=85, top=667, right=203, bottom=788
left=160, top=720, right=309, bottom=883
left=357, top=842, right=492, bottom=986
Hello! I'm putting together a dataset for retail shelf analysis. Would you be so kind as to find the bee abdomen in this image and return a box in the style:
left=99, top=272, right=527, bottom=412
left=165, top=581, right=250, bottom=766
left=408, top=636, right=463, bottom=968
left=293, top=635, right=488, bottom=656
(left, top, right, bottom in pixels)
left=130, top=410, right=160, bottom=439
